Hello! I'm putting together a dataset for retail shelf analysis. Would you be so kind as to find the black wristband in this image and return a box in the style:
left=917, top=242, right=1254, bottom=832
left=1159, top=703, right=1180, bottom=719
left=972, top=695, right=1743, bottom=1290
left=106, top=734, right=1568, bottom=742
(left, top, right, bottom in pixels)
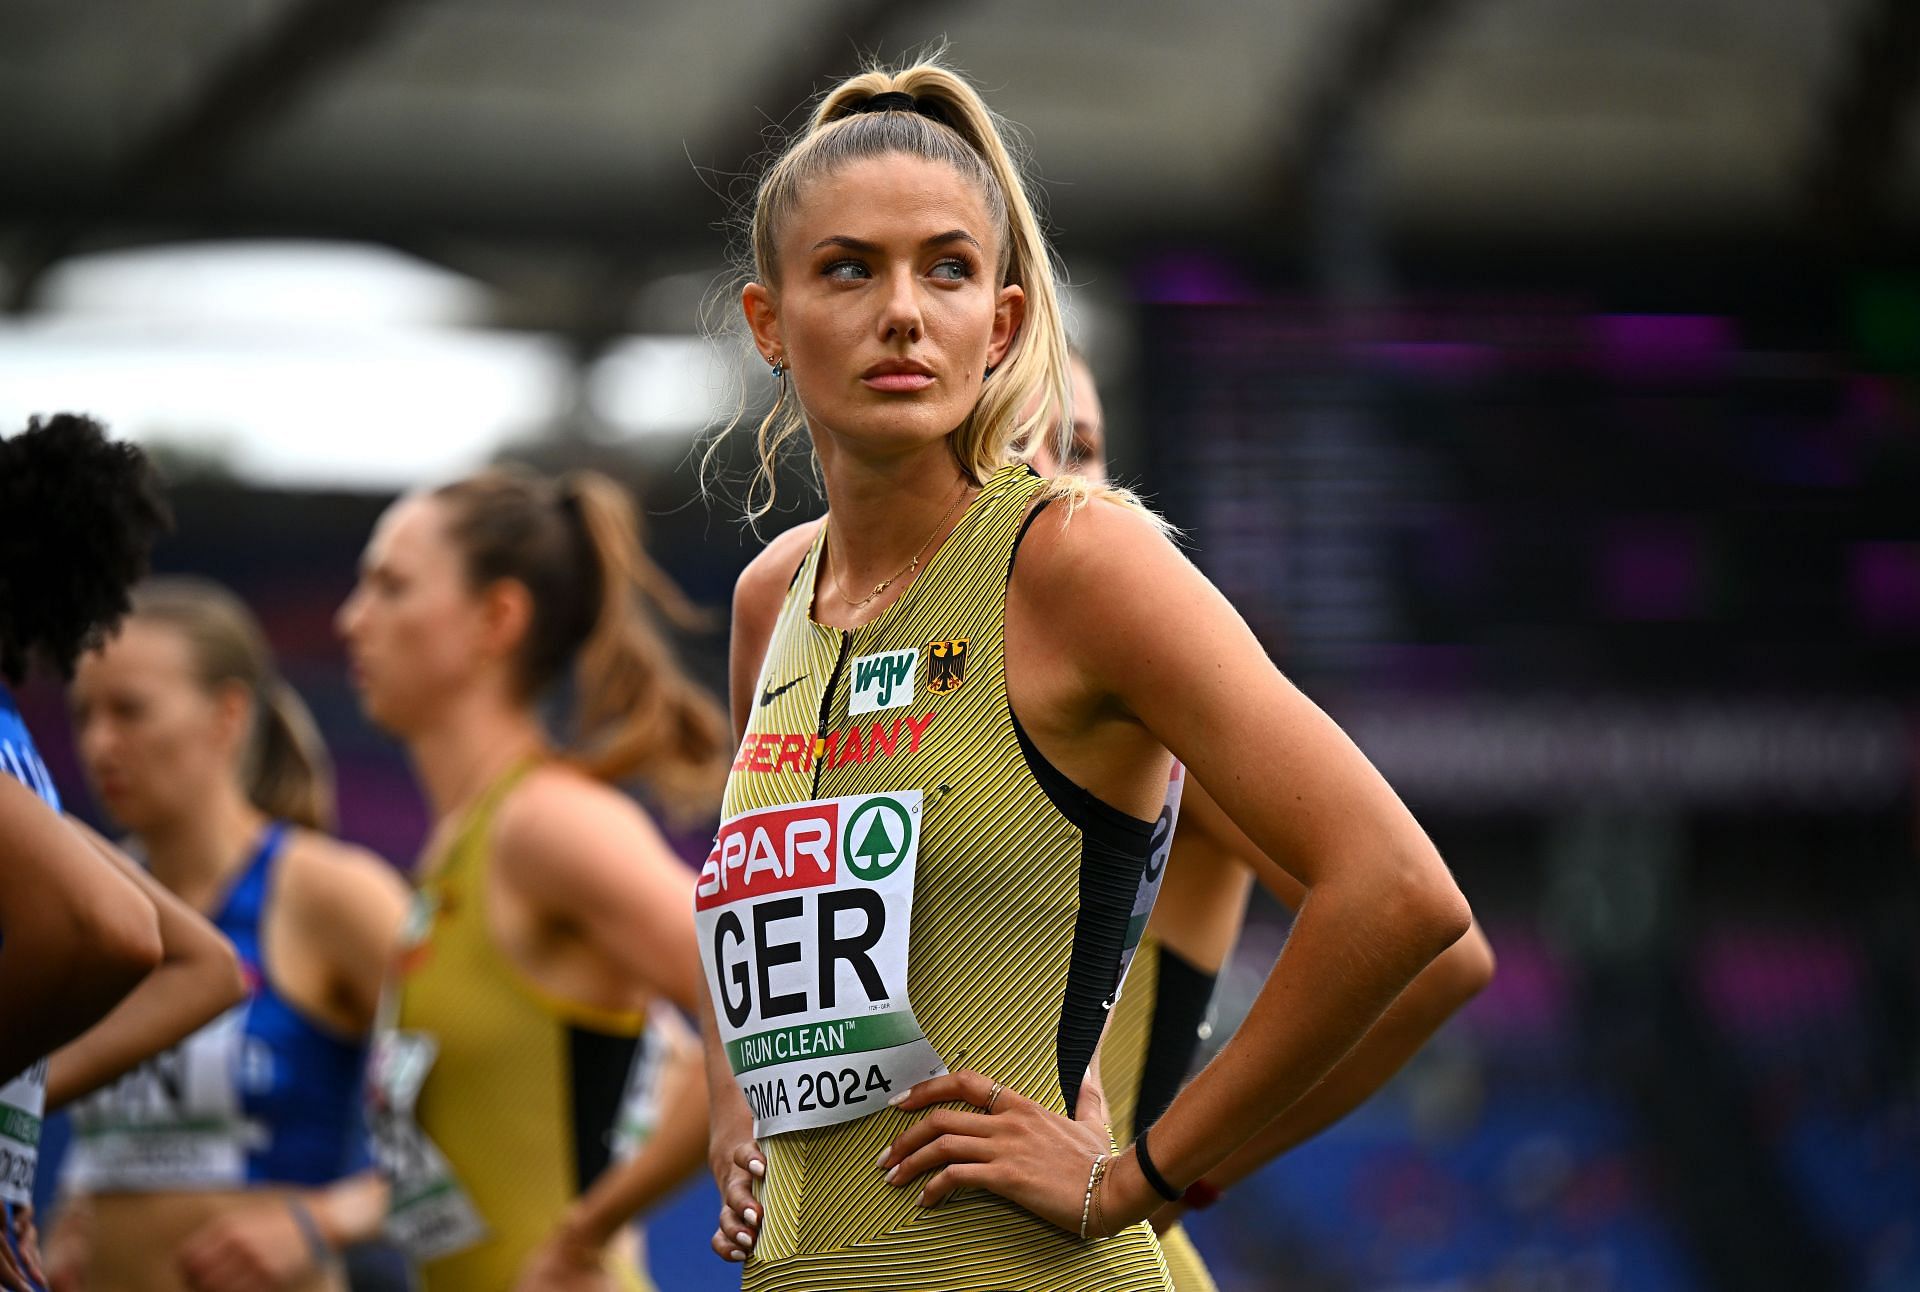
left=1134, top=1128, right=1181, bottom=1204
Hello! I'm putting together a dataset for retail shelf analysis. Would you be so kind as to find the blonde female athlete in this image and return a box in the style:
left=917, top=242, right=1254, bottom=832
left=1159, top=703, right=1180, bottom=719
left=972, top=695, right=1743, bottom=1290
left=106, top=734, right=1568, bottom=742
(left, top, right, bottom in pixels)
left=1030, top=353, right=1497, bottom=1291
left=0, top=414, right=245, bottom=1291
left=698, top=58, right=1473, bottom=1292
left=49, top=579, right=409, bottom=1292
left=337, top=467, right=727, bottom=1291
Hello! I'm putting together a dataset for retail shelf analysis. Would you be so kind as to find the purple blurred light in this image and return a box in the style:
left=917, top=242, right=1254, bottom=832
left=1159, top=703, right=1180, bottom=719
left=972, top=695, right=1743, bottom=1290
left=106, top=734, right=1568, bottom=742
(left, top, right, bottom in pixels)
left=1593, top=313, right=1734, bottom=380
left=1601, top=521, right=1703, bottom=620
left=1463, top=928, right=1571, bottom=1039
left=1694, top=928, right=1864, bottom=1038
left=1362, top=341, right=1502, bottom=381
left=1133, top=252, right=1261, bottom=306
left=1851, top=542, right=1920, bottom=632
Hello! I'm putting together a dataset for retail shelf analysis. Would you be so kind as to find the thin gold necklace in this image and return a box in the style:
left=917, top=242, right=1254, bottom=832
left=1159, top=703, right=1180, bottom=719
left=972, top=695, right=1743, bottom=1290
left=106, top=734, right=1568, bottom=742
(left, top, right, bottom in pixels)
left=834, top=481, right=971, bottom=610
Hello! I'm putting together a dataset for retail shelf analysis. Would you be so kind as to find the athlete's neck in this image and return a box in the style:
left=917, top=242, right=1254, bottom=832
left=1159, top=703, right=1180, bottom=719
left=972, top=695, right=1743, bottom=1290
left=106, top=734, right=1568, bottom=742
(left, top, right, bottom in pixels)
left=405, top=692, right=547, bottom=825
left=815, top=439, right=976, bottom=628
left=141, top=780, right=270, bottom=916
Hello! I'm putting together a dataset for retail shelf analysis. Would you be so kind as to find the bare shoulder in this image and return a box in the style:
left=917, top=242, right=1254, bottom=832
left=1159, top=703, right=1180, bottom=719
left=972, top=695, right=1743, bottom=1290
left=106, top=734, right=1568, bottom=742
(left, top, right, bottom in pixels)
left=1011, top=492, right=1199, bottom=617
left=493, top=763, right=668, bottom=869
left=1008, top=492, right=1254, bottom=736
left=734, top=517, right=823, bottom=623
left=277, top=830, right=410, bottom=925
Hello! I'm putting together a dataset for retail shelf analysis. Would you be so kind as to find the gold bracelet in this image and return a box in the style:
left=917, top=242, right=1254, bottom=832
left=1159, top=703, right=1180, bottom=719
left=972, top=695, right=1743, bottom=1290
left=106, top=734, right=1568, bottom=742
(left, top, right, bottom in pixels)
left=1078, top=1152, right=1108, bottom=1239
left=1091, top=1151, right=1111, bottom=1239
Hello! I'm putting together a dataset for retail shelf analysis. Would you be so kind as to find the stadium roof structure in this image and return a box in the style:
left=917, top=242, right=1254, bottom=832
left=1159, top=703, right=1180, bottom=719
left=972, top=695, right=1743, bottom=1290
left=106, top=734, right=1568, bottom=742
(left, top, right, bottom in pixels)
left=0, top=0, right=1914, bottom=332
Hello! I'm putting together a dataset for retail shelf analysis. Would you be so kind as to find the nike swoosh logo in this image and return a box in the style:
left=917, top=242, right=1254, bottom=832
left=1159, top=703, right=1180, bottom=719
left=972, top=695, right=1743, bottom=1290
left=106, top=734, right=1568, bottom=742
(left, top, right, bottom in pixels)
left=760, top=674, right=807, bottom=707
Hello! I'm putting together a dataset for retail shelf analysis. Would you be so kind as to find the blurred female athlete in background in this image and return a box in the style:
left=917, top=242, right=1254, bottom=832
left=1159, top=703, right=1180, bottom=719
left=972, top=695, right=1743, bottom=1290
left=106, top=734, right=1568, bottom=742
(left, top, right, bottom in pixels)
left=49, top=578, right=408, bottom=1292
left=0, top=415, right=244, bottom=1291
left=337, top=466, right=727, bottom=1290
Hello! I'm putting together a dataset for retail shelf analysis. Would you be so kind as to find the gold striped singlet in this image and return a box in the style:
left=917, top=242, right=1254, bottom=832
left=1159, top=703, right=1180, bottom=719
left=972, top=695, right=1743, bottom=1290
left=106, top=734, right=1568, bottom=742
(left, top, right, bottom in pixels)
left=701, top=464, right=1172, bottom=1291
left=371, top=761, right=653, bottom=1292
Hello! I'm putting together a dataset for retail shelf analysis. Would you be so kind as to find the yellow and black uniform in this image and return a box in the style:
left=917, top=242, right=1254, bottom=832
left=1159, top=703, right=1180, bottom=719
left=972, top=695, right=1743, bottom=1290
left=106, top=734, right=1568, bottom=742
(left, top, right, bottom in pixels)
left=1104, top=934, right=1223, bottom=1292
left=372, top=761, right=654, bottom=1292
left=709, top=464, right=1171, bottom=1290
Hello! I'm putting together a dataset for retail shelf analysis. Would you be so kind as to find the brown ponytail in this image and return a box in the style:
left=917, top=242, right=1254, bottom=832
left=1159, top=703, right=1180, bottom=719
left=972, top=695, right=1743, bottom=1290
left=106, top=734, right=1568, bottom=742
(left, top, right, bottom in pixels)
left=129, top=578, right=336, bottom=832
left=433, top=467, right=729, bottom=819
left=252, top=680, right=337, bottom=833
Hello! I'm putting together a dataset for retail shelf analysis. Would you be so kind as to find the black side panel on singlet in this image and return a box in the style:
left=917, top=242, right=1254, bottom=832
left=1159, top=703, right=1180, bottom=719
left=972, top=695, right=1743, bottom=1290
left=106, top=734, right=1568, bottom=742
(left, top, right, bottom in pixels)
left=1137, top=944, right=1218, bottom=1133
left=568, top=1026, right=644, bottom=1192
left=1007, top=497, right=1157, bottom=1113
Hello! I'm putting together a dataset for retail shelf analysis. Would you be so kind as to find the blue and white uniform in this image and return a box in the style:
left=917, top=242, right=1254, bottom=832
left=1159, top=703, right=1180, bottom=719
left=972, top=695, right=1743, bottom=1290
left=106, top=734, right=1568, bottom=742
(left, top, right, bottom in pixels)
left=0, top=681, right=62, bottom=1289
left=66, top=824, right=369, bottom=1193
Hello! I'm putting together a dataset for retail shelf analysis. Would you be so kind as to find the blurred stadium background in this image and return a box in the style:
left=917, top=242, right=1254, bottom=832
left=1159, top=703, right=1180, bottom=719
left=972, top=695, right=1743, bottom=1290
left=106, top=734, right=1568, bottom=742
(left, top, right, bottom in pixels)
left=3, top=1, right=1918, bottom=1288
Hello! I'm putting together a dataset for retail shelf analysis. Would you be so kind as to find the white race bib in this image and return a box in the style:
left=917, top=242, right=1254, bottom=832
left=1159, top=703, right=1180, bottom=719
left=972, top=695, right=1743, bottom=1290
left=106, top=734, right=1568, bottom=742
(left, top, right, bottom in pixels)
left=0, top=1059, right=46, bottom=1207
left=67, top=1007, right=262, bottom=1192
left=367, top=1028, right=489, bottom=1261
left=609, top=1016, right=673, bottom=1162
left=697, top=792, right=945, bottom=1139
left=1114, top=761, right=1185, bottom=1000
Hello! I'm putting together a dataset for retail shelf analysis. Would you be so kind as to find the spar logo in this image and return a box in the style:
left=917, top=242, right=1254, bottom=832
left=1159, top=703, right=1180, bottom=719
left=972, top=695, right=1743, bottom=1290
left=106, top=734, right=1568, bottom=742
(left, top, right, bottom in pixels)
left=697, top=797, right=918, bottom=907
left=697, top=802, right=838, bottom=908
left=842, top=797, right=912, bottom=881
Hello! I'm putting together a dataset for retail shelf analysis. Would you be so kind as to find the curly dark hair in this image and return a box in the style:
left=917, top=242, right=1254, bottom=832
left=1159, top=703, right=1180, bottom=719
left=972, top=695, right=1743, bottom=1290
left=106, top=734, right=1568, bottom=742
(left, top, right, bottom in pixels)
left=0, top=413, right=172, bottom=684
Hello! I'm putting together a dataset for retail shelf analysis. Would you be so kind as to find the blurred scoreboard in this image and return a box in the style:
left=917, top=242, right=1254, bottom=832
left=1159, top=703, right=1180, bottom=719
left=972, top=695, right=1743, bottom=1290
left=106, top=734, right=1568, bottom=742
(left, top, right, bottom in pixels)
left=1143, top=296, right=1920, bottom=699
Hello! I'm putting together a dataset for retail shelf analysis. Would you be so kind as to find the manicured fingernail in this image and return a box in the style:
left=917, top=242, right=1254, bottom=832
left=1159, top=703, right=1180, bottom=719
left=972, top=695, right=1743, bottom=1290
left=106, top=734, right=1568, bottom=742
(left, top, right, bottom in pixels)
left=743, top=1208, right=758, bottom=1226
left=727, top=1249, right=744, bottom=1262
left=874, top=1147, right=890, bottom=1170
left=736, top=1231, right=752, bottom=1246
left=885, top=1165, right=900, bottom=1185
left=748, top=1158, right=766, bottom=1178
left=887, top=1090, right=909, bottom=1107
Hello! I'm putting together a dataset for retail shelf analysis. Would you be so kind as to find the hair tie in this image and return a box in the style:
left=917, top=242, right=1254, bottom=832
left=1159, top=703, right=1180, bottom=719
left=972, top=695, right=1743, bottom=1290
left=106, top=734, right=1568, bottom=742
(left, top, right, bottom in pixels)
left=856, top=91, right=921, bottom=116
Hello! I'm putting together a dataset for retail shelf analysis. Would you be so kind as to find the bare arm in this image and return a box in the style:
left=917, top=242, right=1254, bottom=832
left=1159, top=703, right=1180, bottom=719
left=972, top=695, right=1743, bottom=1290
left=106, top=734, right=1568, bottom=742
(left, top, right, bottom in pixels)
left=0, top=777, right=162, bottom=1085
left=170, top=850, right=407, bottom=1285
left=1076, top=508, right=1470, bottom=1226
left=695, top=527, right=817, bottom=1264
left=494, top=778, right=705, bottom=1018
left=726, top=520, right=819, bottom=733
left=521, top=1010, right=710, bottom=1283
left=1155, top=778, right=1494, bottom=1207
left=494, top=594, right=761, bottom=1260
left=1197, top=928, right=1490, bottom=1194
left=289, top=836, right=411, bottom=1037
left=886, top=500, right=1472, bottom=1233
left=305, top=1171, right=390, bottom=1249
left=171, top=1170, right=391, bottom=1290
left=44, top=817, right=245, bottom=1110
left=697, top=974, right=764, bottom=1265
